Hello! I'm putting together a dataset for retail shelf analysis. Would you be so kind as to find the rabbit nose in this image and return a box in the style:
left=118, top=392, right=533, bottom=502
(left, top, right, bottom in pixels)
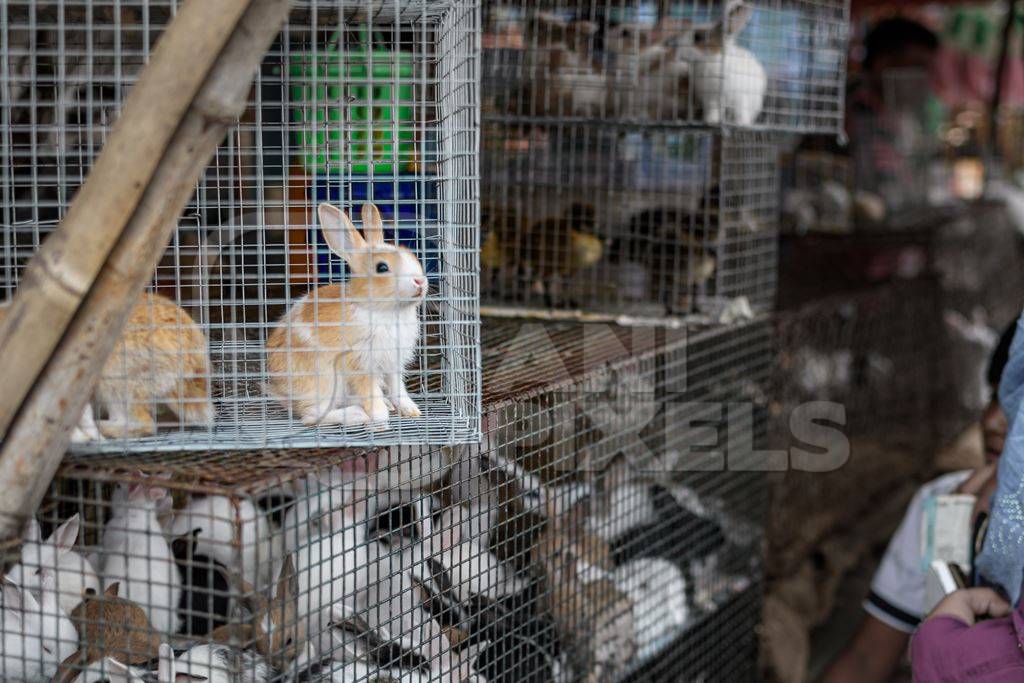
left=413, top=277, right=427, bottom=290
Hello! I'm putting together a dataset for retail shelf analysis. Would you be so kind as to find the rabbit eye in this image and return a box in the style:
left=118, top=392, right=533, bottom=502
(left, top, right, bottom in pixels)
left=376, top=262, right=390, bottom=274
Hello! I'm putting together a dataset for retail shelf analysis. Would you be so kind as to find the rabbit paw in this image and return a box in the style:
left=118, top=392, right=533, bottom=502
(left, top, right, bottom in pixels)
left=315, top=406, right=371, bottom=427
left=367, top=400, right=391, bottom=430
left=396, top=397, right=422, bottom=418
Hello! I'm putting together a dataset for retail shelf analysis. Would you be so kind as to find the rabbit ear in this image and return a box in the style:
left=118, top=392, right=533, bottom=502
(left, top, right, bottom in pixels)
left=319, top=203, right=367, bottom=262
left=19, top=583, right=39, bottom=612
left=361, top=204, right=386, bottom=246
left=105, top=582, right=120, bottom=597
left=52, top=514, right=80, bottom=555
left=1, top=581, right=25, bottom=615
left=724, top=2, right=753, bottom=38
left=275, top=555, right=297, bottom=602
left=157, top=643, right=174, bottom=682
left=23, top=517, right=41, bottom=544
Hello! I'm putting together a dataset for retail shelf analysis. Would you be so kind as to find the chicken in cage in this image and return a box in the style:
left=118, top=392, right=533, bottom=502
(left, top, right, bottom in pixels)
left=0, top=1, right=481, bottom=450
left=483, top=0, right=848, bottom=133
left=481, top=125, right=777, bottom=318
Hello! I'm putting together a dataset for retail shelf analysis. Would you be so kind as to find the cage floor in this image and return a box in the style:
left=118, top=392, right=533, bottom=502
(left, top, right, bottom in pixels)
left=66, top=397, right=479, bottom=453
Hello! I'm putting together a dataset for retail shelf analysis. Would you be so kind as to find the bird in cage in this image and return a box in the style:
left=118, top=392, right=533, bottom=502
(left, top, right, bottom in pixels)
left=612, top=206, right=717, bottom=314
left=521, top=12, right=606, bottom=119
left=266, top=203, right=427, bottom=429
left=481, top=203, right=604, bottom=308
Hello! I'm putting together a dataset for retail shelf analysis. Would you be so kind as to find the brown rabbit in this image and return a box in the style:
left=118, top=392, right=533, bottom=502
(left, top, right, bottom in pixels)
left=0, top=295, right=212, bottom=442
left=96, top=291, right=214, bottom=438
left=53, top=582, right=162, bottom=681
left=211, top=556, right=305, bottom=670
left=530, top=504, right=635, bottom=682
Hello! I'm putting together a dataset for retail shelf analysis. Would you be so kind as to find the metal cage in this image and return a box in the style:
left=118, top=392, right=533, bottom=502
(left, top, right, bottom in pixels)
left=7, top=317, right=769, bottom=682
left=482, top=0, right=849, bottom=133
left=0, top=0, right=482, bottom=450
left=481, top=125, right=778, bottom=317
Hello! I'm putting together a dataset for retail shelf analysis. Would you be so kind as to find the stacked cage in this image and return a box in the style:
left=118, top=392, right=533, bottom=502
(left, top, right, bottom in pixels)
left=0, top=0, right=481, bottom=450
left=480, top=0, right=847, bottom=317
left=26, top=318, right=769, bottom=682
left=0, top=2, right=849, bottom=683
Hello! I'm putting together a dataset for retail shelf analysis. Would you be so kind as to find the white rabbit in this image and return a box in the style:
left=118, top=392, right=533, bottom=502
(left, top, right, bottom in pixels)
left=611, top=558, right=689, bottom=660
left=294, top=496, right=375, bottom=656
left=421, top=502, right=525, bottom=603
left=680, top=2, right=766, bottom=126
left=70, top=658, right=149, bottom=683
left=586, top=481, right=656, bottom=543
left=6, top=514, right=100, bottom=614
left=174, top=643, right=275, bottom=683
left=101, top=481, right=182, bottom=634
left=0, top=571, right=77, bottom=681
left=168, top=495, right=281, bottom=589
left=266, top=203, right=427, bottom=429
left=281, top=468, right=370, bottom=556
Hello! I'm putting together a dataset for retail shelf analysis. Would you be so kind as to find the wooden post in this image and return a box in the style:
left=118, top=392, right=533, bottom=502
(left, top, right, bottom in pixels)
left=0, top=0, right=292, bottom=540
left=0, top=0, right=253, bottom=439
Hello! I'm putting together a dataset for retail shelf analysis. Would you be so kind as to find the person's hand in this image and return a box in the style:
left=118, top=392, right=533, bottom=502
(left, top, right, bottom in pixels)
left=927, top=587, right=1011, bottom=626
left=955, top=463, right=998, bottom=520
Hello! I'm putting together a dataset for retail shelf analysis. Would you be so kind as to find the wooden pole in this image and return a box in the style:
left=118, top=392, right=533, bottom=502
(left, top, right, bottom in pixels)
left=0, top=0, right=253, bottom=439
left=0, top=0, right=292, bottom=540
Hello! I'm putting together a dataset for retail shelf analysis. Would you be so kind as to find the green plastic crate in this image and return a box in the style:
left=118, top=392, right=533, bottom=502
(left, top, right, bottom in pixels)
left=289, top=32, right=417, bottom=175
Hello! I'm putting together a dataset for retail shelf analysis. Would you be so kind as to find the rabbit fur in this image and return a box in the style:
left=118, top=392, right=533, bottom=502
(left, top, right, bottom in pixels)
left=168, top=495, right=281, bottom=589
left=92, top=292, right=214, bottom=439
left=6, top=515, right=100, bottom=615
left=679, top=2, right=766, bottom=125
left=266, top=203, right=426, bottom=429
left=0, top=572, right=77, bottom=682
left=101, top=481, right=182, bottom=634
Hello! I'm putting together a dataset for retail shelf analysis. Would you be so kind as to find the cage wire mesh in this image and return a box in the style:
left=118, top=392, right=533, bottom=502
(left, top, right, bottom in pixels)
left=10, top=317, right=769, bottom=682
left=480, top=124, right=778, bottom=317
left=0, top=0, right=482, bottom=451
left=481, top=0, right=848, bottom=133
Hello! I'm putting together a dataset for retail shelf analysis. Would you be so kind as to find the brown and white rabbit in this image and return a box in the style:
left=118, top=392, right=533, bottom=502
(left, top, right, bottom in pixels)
left=530, top=500, right=634, bottom=682
left=523, top=12, right=605, bottom=118
left=266, top=203, right=427, bottom=429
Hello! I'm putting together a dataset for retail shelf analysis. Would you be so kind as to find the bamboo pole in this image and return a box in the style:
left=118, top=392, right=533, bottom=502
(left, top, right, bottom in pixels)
left=0, top=0, right=292, bottom=540
left=0, top=0, right=253, bottom=439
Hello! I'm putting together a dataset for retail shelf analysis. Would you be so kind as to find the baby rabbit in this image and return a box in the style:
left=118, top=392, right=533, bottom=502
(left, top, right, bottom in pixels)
left=6, top=514, right=100, bottom=614
left=168, top=495, right=280, bottom=589
left=266, top=203, right=427, bottom=429
left=523, top=12, right=605, bottom=118
left=530, top=505, right=634, bottom=682
left=101, top=481, right=182, bottom=635
left=65, top=583, right=161, bottom=669
left=679, top=1, right=766, bottom=126
left=210, top=557, right=304, bottom=671
left=611, top=558, right=688, bottom=660
left=0, top=571, right=77, bottom=681
left=94, top=292, right=215, bottom=439
left=170, top=529, right=231, bottom=636
left=174, top=642, right=277, bottom=683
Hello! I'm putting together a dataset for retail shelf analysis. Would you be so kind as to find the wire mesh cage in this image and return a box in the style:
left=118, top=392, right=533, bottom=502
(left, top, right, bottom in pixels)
left=781, top=148, right=853, bottom=234
left=6, top=317, right=769, bottom=682
left=0, top=0, right=482, bottom=450
left=480, top=126, right=778, bottom=317
left=482, top=0, right=848, bottom=133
